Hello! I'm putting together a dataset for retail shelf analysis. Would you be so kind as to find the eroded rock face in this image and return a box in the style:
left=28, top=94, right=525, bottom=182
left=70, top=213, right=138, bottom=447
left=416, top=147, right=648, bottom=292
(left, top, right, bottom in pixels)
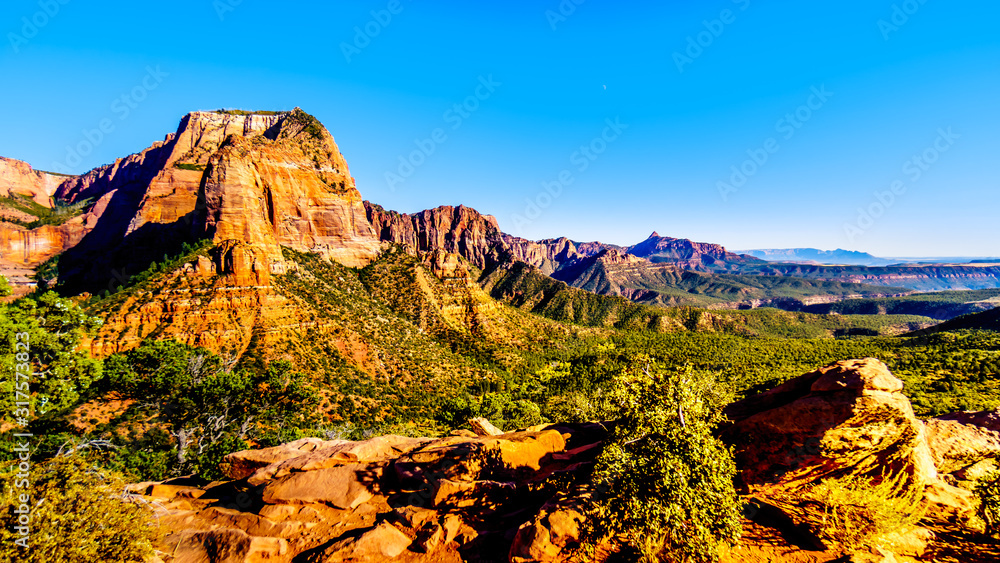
left=363, top=202, right=620, bottom=276
left=201, top=117, right=379, bottom=268
left=0, top=156, right=65, bottom=208
left=80, top=241, right=288, bottom=357
left=0, top=157, right=79, bottom=294
left=723, top=358, right=938, bottom=493
left=2, top=109, right=380, bottom=295
left=365, top=203, right=511, bottom=271
left=925, top=410, right=1000, bottom=481
left=144, top=423, right=608, bottom=563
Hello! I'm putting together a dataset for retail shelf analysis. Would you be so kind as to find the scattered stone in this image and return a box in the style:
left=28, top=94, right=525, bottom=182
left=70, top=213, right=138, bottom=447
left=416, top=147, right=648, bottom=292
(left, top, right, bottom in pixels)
left=470, top=417, right=504, bottom=436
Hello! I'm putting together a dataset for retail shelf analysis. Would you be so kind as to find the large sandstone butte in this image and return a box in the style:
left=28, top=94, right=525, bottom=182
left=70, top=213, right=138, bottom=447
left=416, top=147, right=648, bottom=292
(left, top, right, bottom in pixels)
left=0, top=109, right=380, bottom=295
left=140, top=359, right=991, bottom=563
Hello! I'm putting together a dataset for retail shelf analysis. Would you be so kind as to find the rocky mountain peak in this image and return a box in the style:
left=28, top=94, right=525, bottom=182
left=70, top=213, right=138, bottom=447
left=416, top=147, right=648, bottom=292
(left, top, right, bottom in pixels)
left=201, top=108, right=377, bottom=269
left=1, top=108, right=379, bottom=294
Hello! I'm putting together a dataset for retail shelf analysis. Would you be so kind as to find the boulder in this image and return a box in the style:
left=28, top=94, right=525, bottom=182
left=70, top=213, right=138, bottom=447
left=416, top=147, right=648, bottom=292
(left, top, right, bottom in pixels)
left=222, top=437, right=348, bottom=480
left=924, top=410, right=1000, bottom=478
left=510, top=499, right=585, bottom=563
left=470, top=417, right=504, bottom=437
left=303, top=522, right=412, bottom=562
left=724, top=358, right=938, bottom=493
left=248, top=434, right=432, bottom=485
left=168, top=528, right=288, bottom=563
left=261, top=463, right=382, bottom=509
left=393, top=430, right=566, bottom=487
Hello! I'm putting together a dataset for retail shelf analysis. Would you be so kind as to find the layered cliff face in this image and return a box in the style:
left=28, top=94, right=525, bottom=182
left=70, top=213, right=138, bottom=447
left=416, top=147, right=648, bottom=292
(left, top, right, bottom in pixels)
left=503, top=235, right=586, bottom=275
left=365, top=203, right=511, bottom=271
left=366, top=202, right=643, bottom=276
left=364, top=202, right=639, bottom=277
left=0, top=156, right=65, bottom=208
left=201, top=112, right=379, bottom=269
left=0, top=158, right=81, bottom=294
left=24, top=108, right=382, bottom=294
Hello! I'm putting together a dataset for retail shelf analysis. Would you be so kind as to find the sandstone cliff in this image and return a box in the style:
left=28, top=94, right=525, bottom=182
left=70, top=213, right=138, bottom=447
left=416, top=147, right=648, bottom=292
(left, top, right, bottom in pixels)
left=200, top=111, right=379, bottom=269
left=365, top=203, right=512, bottom=271
left=363, top=202, right=623, bottom=276
left=0, top=156, right=66, bottom=209
left=12, top=108, right=383, bottom=294
left=0, top=158, right=81, bottom=295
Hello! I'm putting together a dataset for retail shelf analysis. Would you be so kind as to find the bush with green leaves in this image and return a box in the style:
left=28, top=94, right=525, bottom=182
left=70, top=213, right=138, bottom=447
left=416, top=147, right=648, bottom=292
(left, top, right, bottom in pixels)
left=976, top=470, right=1000, bottom=536
left=809, top=474, right=924, bottom=553
left=0, top=291, right=103, bottom=421
left=103, top=340, right=321, bottom=479
left=0, top=454, right=158, bottom=562
left=438, top=392, right=543, bottom=432
left=588, top=361, right=742, bottom=563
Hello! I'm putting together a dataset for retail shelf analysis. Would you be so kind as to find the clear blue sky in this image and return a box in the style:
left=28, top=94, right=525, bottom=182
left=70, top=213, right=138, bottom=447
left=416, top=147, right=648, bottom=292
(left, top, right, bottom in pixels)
left=2, top=0, right=998, bottom=256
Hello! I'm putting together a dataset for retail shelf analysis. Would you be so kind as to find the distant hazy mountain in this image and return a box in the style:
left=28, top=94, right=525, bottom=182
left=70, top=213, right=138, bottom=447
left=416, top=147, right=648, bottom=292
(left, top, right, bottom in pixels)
left=738, top=248, right=895, bottom=267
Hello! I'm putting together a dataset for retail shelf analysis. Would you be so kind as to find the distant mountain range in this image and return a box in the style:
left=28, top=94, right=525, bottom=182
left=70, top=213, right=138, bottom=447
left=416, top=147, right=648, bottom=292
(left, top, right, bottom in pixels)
left=737, top=248, right=896, bottom=266
left=740, top=248, right=1000, bottom=267
left=3, top=108, right=1000, bottom=323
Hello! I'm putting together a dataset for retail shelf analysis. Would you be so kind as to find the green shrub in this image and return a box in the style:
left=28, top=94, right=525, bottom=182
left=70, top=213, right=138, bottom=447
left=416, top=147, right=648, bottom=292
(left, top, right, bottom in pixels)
left=195, top=435, right=249, bottom=480
left=0, top=455, right=158, bottom=562
left=976, top=470, right=1000, bottom=536
left=809, top=475, right=924, bottom=553
left=587, top=361, right=742, bottom=563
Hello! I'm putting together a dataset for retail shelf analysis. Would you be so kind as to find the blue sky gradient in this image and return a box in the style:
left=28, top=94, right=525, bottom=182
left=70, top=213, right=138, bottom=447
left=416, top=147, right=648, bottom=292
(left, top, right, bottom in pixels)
left=1, top=0, right=997, bottom=255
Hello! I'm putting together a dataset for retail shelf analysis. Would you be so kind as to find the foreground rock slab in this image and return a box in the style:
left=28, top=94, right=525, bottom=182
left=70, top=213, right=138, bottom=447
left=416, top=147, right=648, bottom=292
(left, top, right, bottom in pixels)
left=143, top=423, right=607, bottom=563
left=143, top=359, right=992, bottom=562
